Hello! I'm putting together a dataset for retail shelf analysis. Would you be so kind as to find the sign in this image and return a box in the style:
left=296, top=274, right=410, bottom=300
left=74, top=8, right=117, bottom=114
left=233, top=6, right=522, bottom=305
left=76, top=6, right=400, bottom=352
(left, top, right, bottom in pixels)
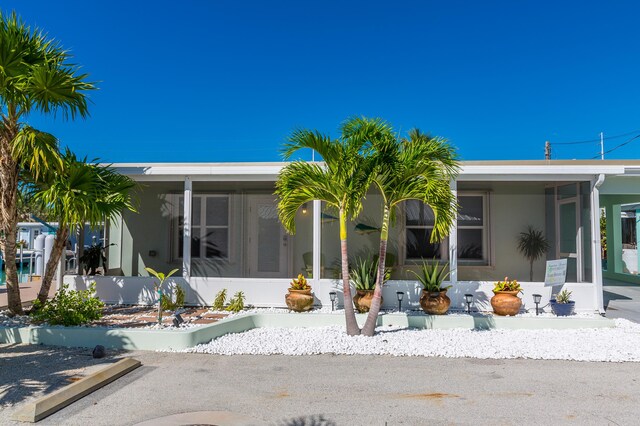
left=544, top=259, right=567, bottom=287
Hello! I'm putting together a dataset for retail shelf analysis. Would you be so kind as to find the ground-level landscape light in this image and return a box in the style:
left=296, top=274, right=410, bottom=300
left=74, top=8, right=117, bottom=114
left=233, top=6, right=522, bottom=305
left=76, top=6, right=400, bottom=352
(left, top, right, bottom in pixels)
left=396, top=291, right=404, bottom=312
left=533, top=294, right=542, bottom=315
left=464, top=294, right=473, bottom=314
left=329, top=291, right=337, bottom=311
left=173, top=313, right=184, bottom=327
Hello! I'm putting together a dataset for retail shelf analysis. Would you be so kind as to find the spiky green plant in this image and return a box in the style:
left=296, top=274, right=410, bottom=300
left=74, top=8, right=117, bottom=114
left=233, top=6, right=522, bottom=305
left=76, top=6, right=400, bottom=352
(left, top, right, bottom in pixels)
left=212, top=289, right=227, bottom=310
left=493, top=277, right=522, bottom=293
left=555, top=289, right=573, bottom=304
left=409, top=258, right=452, bottom=293
left=517, top=226, right=550, bottom=281
left=226, top=291, right=245, bottom=313
left=351, top=257, right=390, bottom=291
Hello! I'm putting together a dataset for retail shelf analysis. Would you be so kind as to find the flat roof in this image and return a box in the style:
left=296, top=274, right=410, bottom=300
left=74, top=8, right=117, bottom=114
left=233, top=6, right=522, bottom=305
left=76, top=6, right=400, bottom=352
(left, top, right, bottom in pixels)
left=109, top=160, right=640, bottom=182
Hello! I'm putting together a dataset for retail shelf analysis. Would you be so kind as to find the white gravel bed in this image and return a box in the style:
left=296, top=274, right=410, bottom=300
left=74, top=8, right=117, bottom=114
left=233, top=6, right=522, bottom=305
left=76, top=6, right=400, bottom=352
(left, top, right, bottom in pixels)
left=184, top=318, right=640, bottom=362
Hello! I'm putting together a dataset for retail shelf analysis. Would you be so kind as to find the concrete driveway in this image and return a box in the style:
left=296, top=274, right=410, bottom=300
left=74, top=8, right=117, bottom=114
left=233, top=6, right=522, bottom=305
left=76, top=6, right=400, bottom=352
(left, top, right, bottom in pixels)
left=2, top=348, right=639, bottom=425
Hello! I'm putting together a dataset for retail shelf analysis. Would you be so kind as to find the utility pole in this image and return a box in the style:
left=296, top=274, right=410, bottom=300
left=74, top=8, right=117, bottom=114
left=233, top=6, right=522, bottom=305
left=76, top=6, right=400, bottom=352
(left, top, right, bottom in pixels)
left=600, top=132, right=604, bottom=160
left=544, top=141, right=551, bottom=160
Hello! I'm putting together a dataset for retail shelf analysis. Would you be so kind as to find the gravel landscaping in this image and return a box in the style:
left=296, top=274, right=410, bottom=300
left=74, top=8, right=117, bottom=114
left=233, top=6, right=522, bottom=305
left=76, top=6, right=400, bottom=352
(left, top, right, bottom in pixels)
left=183, top=318, right=640, bottom=362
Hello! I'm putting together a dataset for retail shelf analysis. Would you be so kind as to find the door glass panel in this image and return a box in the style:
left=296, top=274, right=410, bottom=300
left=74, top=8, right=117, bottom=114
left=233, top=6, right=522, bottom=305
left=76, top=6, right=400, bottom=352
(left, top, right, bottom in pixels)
left=257, top=204, right=281, bottom=272
left=559, top=203, right=576, bottom=253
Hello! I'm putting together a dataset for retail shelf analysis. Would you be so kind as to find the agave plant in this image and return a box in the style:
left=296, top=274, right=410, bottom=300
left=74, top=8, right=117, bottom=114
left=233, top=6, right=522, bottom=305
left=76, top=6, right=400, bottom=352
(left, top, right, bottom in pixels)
left=351, top=257, right=390, bottom=291
left=289, top=274, right=311, bottom=290
left=409, top=258, right=451, bottom=293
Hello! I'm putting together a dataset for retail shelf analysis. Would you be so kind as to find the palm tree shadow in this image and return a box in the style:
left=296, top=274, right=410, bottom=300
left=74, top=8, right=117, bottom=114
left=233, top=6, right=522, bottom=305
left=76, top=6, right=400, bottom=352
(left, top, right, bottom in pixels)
left=0, top=343, right=130, bottom=407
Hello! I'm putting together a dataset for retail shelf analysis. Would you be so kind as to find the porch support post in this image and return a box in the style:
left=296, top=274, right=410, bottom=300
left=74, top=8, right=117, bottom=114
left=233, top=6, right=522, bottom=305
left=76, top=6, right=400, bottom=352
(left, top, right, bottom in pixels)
left=449, top=179, right=458, bottom=285
left=183, top=176, right=192, bottom=279
left=591, top=174, right=605, bottom=313
left=312, top=200, right=321, bottom=282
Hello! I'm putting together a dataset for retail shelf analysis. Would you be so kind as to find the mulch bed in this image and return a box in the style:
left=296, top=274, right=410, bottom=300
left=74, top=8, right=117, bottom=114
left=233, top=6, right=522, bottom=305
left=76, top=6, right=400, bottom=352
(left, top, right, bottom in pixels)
left=92, top=305, right=228, bottom=328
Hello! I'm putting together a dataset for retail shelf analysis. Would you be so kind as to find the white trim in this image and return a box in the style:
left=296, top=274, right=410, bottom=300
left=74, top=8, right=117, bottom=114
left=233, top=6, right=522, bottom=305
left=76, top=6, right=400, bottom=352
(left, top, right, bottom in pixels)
left=449, top=180, right=458, bottom=284
left=591, top=174, right=605, bottom=313
left=183, top=177, right=192, bottom=279
left=312, top=200, right=321, bottom=282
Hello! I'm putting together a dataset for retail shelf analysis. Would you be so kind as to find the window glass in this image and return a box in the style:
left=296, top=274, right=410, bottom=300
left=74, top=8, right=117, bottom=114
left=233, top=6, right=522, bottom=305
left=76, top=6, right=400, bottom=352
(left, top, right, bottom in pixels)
left=206, top=197, right=228, bottom=227
left=458, top=229, right=483, bottom=260
left=458, top=196, right=483, bottom=226
left=405, top=200, right=435, bottom=226
left=406, top=229, right=441, bottom=259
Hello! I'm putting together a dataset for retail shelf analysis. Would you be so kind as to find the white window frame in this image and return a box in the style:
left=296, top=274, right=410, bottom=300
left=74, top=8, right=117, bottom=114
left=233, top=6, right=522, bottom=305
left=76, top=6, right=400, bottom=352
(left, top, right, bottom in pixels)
left=172, top=194, right=231, bottom=262
left=457, top=192, right=489, bottom=265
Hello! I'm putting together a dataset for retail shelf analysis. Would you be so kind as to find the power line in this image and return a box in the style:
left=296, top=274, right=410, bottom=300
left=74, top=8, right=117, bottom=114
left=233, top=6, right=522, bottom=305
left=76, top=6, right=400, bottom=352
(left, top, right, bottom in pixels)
left=590, top=133, right=640, bottom=159
left=553, top=129, right=640, bottom=145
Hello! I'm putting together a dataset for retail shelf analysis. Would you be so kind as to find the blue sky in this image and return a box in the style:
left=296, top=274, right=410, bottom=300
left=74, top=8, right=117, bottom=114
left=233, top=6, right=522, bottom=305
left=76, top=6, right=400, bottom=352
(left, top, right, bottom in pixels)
left=4, top=1, right=640, bottom=162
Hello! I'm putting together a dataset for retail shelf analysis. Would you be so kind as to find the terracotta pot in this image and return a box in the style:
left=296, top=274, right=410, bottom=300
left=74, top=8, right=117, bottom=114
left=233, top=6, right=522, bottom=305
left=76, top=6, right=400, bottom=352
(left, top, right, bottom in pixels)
left=491, top=290, right=522, bottom=316
left=419, top=289, right=451, bottom=315
left=285, top=289, right=314, bottom=312
left=353, top=290, right=382, bottom=313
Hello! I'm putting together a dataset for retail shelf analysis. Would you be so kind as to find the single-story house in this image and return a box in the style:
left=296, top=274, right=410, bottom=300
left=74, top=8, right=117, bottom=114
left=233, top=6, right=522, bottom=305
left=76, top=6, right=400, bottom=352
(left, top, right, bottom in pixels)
left=65, top=160, right=640, bottom=313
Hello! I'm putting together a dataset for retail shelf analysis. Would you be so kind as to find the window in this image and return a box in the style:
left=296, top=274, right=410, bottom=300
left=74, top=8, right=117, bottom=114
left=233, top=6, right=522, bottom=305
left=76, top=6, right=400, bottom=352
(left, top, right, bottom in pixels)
left=174, top=194, right=230, bottom=260
left=404, top=193, right=488, bottom=263
left=457, top=195, right=487, bottom=262
left=405, top=200, right=444, bottom=260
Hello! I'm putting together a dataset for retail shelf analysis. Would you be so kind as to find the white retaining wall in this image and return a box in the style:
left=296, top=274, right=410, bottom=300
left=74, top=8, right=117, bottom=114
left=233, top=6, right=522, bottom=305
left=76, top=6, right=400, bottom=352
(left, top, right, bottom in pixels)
left=64, top=275, right=600, bottom=313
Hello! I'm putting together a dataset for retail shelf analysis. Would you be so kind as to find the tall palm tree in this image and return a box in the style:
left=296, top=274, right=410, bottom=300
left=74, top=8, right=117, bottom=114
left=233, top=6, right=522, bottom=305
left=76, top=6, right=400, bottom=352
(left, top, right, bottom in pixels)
left=0, top=11, right=94, bottom=314
left=32, top=151, right=137, bottom=306
left=360, top=128, right=460, bottom=336
left=275, top=118, right=389, bottom=336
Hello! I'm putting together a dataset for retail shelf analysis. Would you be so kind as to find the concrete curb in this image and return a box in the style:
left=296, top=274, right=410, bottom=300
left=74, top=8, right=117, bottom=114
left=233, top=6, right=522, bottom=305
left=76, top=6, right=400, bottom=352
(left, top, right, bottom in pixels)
left=11, top=357, right=141, bottom=423
left=0, top=312, right=615, bottom=351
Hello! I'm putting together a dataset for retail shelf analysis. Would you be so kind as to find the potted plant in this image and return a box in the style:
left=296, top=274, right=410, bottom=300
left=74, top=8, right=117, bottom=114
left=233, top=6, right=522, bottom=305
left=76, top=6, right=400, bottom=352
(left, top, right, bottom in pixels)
left=351, top=257, right=389, bottom=313
left=410, top=259, right=451, bottom=315
left=491, top=277, right=522, bottom=316
left=285, top=274, right=314, bottom=312
left=550, top=289, right=575, bottom=316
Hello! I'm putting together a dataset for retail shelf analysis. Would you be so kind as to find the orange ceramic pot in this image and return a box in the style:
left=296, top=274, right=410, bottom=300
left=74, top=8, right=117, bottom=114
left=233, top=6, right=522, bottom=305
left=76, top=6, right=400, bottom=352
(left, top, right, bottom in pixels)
left=285, top=289, right=314, bottom=312
left=491, top=290, right=522, bottom=316
left=353, top=290, right=382, bottom=313
left=420, top=289, right=451, bottom=315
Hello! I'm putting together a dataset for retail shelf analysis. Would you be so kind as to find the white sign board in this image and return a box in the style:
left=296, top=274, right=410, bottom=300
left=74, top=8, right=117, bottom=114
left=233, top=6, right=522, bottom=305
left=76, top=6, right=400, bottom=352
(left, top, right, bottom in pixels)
left=544, top=259, right=567, bottom=287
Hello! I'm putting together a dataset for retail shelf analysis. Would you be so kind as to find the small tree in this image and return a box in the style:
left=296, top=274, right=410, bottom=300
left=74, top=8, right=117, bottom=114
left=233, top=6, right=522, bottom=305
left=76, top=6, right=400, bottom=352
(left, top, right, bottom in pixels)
left=517, top=226, right=550, bottom=281
left=145, top=267, right=179, bottom=324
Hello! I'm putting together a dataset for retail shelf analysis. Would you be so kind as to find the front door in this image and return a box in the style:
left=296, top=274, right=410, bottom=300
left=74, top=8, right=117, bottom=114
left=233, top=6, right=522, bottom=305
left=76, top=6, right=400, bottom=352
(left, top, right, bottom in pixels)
left=558, top=198, right=581, bottom=282
left=247, top=196, right=289, bottom=278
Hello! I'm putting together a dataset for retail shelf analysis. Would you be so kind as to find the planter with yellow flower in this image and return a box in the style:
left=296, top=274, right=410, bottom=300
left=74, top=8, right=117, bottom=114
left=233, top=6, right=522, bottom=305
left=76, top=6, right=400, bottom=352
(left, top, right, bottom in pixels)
left=285, top=274, right=314, bottom=312
left=491, top=277, right=522, bottom=316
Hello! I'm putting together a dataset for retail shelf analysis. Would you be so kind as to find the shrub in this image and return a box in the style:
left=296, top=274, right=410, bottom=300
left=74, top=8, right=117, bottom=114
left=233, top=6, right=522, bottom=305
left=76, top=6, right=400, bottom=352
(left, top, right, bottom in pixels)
left=31, top=283, right=104, bottom=326
left=160, top=284, right=185, bottom=311
left=493, top=277, right=522, bottom=293
left=212, top=289, right=227, bottom=310
left=226, top=291, right=245, bottom=312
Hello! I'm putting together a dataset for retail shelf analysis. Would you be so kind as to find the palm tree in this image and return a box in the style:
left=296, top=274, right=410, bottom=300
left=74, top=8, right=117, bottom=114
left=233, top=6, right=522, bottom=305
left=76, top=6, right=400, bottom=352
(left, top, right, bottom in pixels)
left=275, top=118, right=389, bottom=336
left=360, top=128, right=460, bottom=336
left=32, top=151, right=136, bottom=306
left=0, top=12, right=94, bottom=314
left=517, top=226, right=550, bottom=281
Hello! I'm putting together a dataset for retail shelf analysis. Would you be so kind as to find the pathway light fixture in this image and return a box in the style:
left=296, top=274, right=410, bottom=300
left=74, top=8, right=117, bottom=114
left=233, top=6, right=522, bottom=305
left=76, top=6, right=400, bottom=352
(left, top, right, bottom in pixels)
left=533, top=294, right=542, bottom=315
left=396, top=291, right=404, bottom=312
left=464, top=294, right=474, bottom=314
left=329, top=291, right=337, bottom=311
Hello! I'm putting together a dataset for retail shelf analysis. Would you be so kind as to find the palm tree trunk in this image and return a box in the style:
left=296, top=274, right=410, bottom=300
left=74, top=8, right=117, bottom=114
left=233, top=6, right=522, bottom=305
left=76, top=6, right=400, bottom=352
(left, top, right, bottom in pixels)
left=530, top=259, right=534, bottom=282
left=36, top=226, right=69, bottom=306
left=340, top=207, right=360, bottom=336
left=361, top=205, right=390, bottom=336
left=0, top=122, right=23, bottom=315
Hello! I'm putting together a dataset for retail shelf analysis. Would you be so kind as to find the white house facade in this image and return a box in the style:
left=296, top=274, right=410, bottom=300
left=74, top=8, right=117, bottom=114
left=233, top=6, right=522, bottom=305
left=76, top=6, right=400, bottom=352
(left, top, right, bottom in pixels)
left=65, top=160, right=640, bottom=314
